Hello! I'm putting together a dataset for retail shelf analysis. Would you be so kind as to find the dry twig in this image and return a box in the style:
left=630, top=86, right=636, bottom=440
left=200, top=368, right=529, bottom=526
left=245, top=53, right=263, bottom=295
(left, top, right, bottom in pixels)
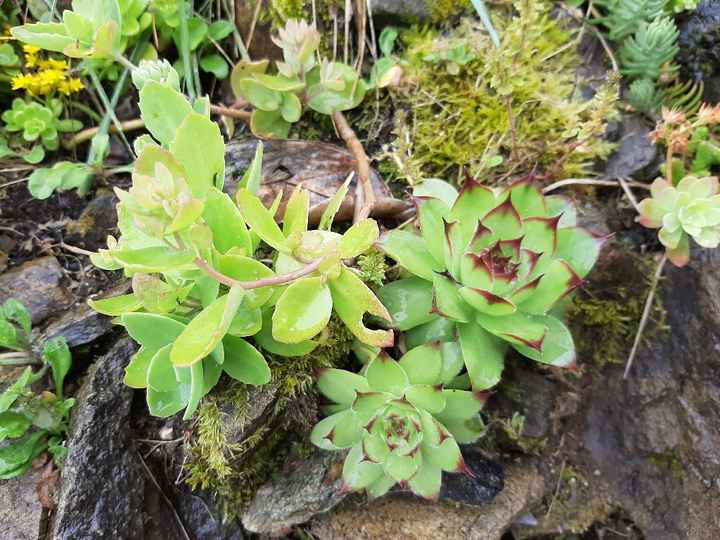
left=332, top=111, right=375, bottom=222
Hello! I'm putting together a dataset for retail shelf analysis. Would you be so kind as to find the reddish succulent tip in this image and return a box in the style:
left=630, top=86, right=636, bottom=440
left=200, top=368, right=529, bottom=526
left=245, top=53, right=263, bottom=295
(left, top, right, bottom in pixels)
left=338, top=481, right=354, bottom=496
left=457, top=457, right=476, bottom=478
left=503, top=329, right=547, bottom=352
left=473, top=390, right=493, bottom=405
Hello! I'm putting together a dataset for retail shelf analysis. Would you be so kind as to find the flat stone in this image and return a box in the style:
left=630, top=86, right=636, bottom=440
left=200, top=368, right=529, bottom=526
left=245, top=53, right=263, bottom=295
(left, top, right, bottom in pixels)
left=0, top=470, right=43, bottom=540
left=0, top=256, right=72, bottom=325
left=242, top=449, right=345, bottom=536
left=51, top=338, right=146, bottom=540
left=310, top=462, right=545, bottom=540
left=438, top=449, right=504, bottom=505
left=370, top=0, right=432, bottom=20
left=603, top=115, right=658, bottom=180
left=33, top=301, right=113, bottom=352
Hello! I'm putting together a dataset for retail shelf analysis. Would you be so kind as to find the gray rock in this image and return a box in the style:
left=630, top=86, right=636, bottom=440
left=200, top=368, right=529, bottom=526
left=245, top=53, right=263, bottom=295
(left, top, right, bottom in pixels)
left=438, top=448, right=504, bottom=505
left=0, top=257, right=72, bottom=325
left=51, top=338, right=147, bottom=540
left=370, top=0, right=432, bottom=20
left=0, top=470, right=43, bottom=540
left=603, top=115, right=658, bottom=180
left=310, top=462, right=545, bottom=540
left=242, top=449, right=346, bottom=535
left=33, top=301, right=113, bottom=352
left=583, top=248, right=720, bottom=539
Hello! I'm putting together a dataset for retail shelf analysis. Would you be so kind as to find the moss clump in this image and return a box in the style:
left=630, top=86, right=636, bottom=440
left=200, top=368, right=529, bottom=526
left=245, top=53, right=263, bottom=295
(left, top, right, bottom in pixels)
left=386, top=0, right=619, bottom=184
left=649, top=450, right=684, bottom=479
left=569, top=248, right=668, bottom=366
left=183, top=316, right=355, bottom=519
left=357, top=248, right=389, bottom=288
left=430, top=0, right=474, bottom=24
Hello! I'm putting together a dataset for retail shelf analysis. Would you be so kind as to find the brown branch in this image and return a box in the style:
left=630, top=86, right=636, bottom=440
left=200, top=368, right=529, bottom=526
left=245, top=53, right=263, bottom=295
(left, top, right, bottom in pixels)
left=332, top=110, right=375, bottom=223
left=64, top=118, right=146, bottom=149
left=194, top=256, right=323, bottom=289
left=210, top=104, right=252, bottom=120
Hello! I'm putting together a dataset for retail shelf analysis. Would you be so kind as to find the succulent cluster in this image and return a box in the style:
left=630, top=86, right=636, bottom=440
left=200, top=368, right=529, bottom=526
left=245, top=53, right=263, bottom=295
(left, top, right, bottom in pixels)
left=312, top=345, right=487, bottom=499
left=638, top=105, right=720, bottom=266
left=377, top=178, right=604, bottom=390
left=88, top=64, right=389, bottom=419
left=0, top=300, right=74, bottom=479
left=2, top=98, right=82, bottom=155
left=231, top=19, right=366, bottom=138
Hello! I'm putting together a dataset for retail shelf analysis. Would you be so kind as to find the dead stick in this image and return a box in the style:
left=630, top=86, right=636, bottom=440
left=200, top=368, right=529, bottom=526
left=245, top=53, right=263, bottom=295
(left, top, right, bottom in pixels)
left=623, top=253, right=667, bottom=379
left=210, top=104, right=251, bottom=120
left=332, top=110, right=375, bottom=222
left=64, top=118, right=145, bottom=149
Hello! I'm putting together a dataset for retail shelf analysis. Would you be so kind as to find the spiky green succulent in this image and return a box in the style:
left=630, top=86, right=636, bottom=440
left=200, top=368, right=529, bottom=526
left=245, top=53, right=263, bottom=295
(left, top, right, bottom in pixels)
left=638, top=176, right=720, bottom=266
left=377, top=178, right=605, bottom=390
left=311, top=344, right=487, bottom=499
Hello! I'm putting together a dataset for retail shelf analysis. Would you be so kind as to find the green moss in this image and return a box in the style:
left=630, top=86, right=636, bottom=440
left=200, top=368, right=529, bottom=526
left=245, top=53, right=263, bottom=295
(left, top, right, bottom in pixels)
left=357, top=248, right=389, bottom=288
left=384, top=0, right=619, bottom=185
left=430, top=0, right=473, bottom=23
left=649, top=450, right=685, bottom=479
left=569, top=248, right=668, bottom=366
left=183, top=316, right=355, bottom=519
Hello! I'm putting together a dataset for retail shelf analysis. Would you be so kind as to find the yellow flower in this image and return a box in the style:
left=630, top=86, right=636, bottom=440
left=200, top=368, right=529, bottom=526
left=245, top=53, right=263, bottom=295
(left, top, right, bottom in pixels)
left=58, top=78, right=85, bottom=95
left=23, top=45, right=40, bottom=55
left=38, top=59, right=69, bottom=71
left=11, top=73, right=32, bottom=91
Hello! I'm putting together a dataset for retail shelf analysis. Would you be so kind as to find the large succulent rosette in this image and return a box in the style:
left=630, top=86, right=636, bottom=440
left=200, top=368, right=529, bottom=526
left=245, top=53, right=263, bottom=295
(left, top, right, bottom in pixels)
left=377, top=178, right=605, bottom=390
left=311, top=344, right=487, bottom=499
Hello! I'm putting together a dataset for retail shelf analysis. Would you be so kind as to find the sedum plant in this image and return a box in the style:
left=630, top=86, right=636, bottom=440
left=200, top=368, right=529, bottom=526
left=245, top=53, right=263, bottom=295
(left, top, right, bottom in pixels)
left=311, top=345, right=487, bottom=499
left=231, top=19, right=366, bottom=138
left=88, top=65, right=390, bottom=420
left=638, top=105, right=720, bottom=266
left=0, top=299, right=74, bottom=479
left=2, top=98, right=82, bottom=155
left=377, top=178, right=605, bottom=390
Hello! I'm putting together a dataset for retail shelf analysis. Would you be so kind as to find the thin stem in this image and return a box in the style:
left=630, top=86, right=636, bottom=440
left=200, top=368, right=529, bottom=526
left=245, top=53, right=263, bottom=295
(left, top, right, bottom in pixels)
left=194, top=256, right=324, bottom=289
left=623, top=253, right=667, bottom=379
left=113, top=53, right=137, bottom=73
left=209, top=104, right=251, bottom=120
left=332, top=111, right=375, bottom=222
left=542, top=178, right=651, bottom=193
left=88, top=68, right=135, bottom=159
left=65, top=118, right=145, bottom=149
left=179, top=1, right=197, bottom=100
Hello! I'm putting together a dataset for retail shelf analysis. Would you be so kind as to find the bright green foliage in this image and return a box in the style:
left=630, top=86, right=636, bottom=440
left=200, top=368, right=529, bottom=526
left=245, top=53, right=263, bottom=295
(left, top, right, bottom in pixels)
left=11, top=0, right=123, bottom=60
left=2, top=98, right=82, bottom=155
left=638, top=177, right=720, bottom=267
left=27, top=161, right=93, bottom=199
left=231, top=19, right=366, bottom=138
left=619, top=17, right=679, bottom=81
left=131, top=58, right=180, bottom=91
left=89, top=73, right=389, bottom=419
left=594, top=0, right=666, bottom=40
left=629, top=77, right=704, bottom=116
left=0, top=299, right=75, bottom=479
left=389, top=2, right=618, bottom=182
left=311, top=348, right=488, bottom=499
left=378, top=178, right=605, bottom=390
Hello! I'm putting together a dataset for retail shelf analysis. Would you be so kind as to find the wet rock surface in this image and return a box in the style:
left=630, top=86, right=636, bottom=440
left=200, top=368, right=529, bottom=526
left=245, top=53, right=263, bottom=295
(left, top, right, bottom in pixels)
left=603, top=114, right=658, bottom=180
left=582, top=248, right=720, bottom=540
left=0, top=470, right=44, bottom=540
left=370, top=0, right=432, bottom=21
left=0, top=257, right=72, bottom=325
left=51, top=338, right=146, bottom=540
left=33, top=301, right=113, bottom=351
left=310, top=462, right=544, bottom=540
left=242, top=449, right=346, bottom=535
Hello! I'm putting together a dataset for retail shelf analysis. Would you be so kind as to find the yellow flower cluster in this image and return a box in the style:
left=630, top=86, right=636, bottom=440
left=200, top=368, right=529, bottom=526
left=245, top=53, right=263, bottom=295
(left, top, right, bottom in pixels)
left=11, top=45, right=85, bottom=96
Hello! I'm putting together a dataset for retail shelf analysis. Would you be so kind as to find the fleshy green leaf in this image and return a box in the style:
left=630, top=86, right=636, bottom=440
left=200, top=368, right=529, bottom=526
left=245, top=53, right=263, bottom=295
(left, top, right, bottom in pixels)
left=217, top=253, right=275, bottom=309
left=366, top=354, right=409, bottom=395
left=282, top=185, right=309, bottom=237
left=11, top=23, right=74, bottom=53
left=124, top=348, right=154, bottom=389
left=236, top=188, right=288, bottom=252
left=317, top=368, right=370, bottom=405
left=170, top=286, right=244, bottom=367
left=339, top=218, right=379, bottom=258
left=121, top=313, right=185, bottom=350
left=272, top=277, right=333, bottom=343
left=138, top=81, right=193, bottom=146
left=88, top=294, right=142, bottom=316
left=342, top=444, right=385, bottom=488
left=255, top=308, right=318, bottom=357
left=377, top=230, right=444, bottom=281
left=417, top=197, right=450, bottom=267
left=328, top=266, right=394, bottom=347
left=41, top=337, right=72, bottom=398
left=555, top=227, right=605, bottom=278
left=146, top=345, right=191, bottom=417
left=170, top=112, right=225, bottom=196
left=513, top=314, right=575, bottom=367
left=475, top=311, right=547, bottom=351
left=405, top=384, right=446, bottom=413
left=377, top=277, right=435, bottom=331
left=0, top=411, right=31, bottom=443
left=407, top=460, right=442, bottom=499
left=238, top=142, right=263, bottom=194
left=203, top=187, right=251, bottom=254
left=183, top=361, right=205, bottom=420
left=318, top=174, right=351, bottom=230
left=458, top=322, right=506, bottom=390
left=432, top=273, right=473, bottom=322
left=222, top=335, right=271, bottom=385
left=249, top=109, right=291, bottom=139
left=398, top=343, right=443, bottom=385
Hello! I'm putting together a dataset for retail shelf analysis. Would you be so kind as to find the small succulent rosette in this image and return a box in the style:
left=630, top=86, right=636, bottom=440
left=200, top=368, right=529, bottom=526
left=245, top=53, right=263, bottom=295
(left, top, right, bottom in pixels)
left=638, top=176, right=720, bottom=266
left=311, top=344, right=487, bottom=499
left=377, top=178, right=606, bottom=391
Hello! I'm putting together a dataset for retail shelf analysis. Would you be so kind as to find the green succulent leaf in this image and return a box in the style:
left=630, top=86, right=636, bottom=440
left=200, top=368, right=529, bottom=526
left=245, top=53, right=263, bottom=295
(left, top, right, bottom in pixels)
left=88, top=294, right=143, bottom=316
left=41, top=337, right=72, bottom=398
left=513, top=314, right=576, bottom=367
left=255, top=308, right=318, bottom=357
left=203, top=188, right=252, bottom=255
left=317, top=368, right=370, bottom=405
left=138, top=81, right=193, bottom=146
left=272, top=276, right=333, bottom=343
left=236, top=188, right=289, bottom=252
left=121, top=312, right=186, bottom=350
left=0, top=411, right=32, bottom=443
left=282, top=186, right=309, bottom=237
left=318, top=174, right=351, bottom=230
left=170, top=112, right=225, bottom=196
left=398, top=343, right=443, bottom=385
left=366, top=354, right=409, bottom=395
left=458, top=321, right=506, bottom=390
left=170, top=286, right=244, bottom=367
left=339, top=218, right=379, bottom=258
left=377, top=277, right=435, bottom=331
left=146, top=345, right=191, bottom=417
left=249, top=109, right=291, bottom=139
left=377, top=230, right=445, bottom=281
left=217, top=254, right=275, bottom=309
